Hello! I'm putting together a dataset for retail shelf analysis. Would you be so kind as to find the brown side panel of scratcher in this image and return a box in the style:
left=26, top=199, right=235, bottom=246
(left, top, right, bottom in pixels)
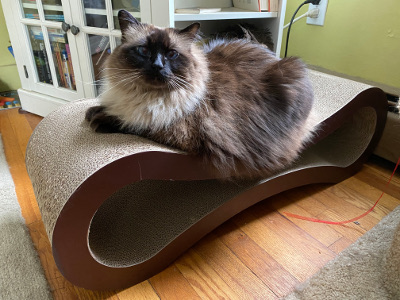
left=50, top=87, right=387, bottom=290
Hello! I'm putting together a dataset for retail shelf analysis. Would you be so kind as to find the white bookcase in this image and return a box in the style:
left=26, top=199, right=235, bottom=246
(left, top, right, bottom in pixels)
left=1, top=0, right=286, bottom=117
left=152, top=0, right=286, bottom=56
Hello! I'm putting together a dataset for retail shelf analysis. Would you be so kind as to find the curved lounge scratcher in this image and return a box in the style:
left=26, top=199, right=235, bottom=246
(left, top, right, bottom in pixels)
left=26, top=71, right=387, bottom=290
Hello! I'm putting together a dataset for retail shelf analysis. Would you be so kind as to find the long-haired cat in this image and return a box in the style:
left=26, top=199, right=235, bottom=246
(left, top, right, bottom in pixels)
left=86, top=10, right=316, bottom=179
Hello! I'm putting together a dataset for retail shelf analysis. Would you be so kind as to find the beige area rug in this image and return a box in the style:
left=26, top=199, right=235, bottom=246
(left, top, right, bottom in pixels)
left=0, top=136, right=52, bottom=299
left=284, top=205, right=400, bottom=300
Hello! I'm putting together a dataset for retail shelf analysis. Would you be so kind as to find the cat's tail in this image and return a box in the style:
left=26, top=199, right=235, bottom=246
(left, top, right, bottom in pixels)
left=260, top=57, right=318, bottom=171
left=266, top=56, right=310, bottom=86
left=264, top=56, right=314, bottom=122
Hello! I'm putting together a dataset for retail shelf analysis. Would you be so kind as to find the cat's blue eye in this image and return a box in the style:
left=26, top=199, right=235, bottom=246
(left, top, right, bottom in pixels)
left=137, top=46, right=150, bottom=57
left=166, top=50, right=179, bottom=60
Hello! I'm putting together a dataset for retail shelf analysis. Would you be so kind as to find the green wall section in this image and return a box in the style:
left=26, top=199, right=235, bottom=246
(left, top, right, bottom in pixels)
left=281, top=0, right=399, bottom=91
left=0, top=4, right=21, bottom=92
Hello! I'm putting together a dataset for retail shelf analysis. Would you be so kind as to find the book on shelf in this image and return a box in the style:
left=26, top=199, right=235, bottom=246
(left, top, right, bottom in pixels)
left=269, top=0, right=279, bottom=12
left=65, top=44, right=76, bottom=88
left=232, top=0, right=260, bottom=12
left=24, top=14, right=65, bottom=21
left=233, top=0, right=279, bottom=12
left=175, top=8, right=222, bottom=14
left=45, top=14, right=65, bottom=21
left=260, top=0, right=268, bottom=11
left=29, top=27, right=44, bottom=40
left=39, top=42, right=52, bottom=84
left=62, top=50, right=73, bottom=88
left=33, top=48, right=52, bottom=84
left=24, top=13, right=40, bottom=20
left=29, top=28, right=52, bottom=84
left=48, top=28, right=66, bottom=43
left=52, top=41, right=75, bottom=89
left=29, top=27, right=75, bottom=89
left=53, top=43, right=65, bottom=87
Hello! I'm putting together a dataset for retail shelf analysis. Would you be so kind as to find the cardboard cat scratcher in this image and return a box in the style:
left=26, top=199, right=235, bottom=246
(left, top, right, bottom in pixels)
left=26, top=70, right=387, bottom=290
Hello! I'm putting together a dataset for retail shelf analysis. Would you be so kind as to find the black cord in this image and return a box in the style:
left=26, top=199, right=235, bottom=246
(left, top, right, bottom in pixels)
left=284, top=0, right=321, bottom=58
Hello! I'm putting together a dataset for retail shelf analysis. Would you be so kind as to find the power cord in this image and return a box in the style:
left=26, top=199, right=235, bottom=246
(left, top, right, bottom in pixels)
left=284, top=0, right=321, bottom=58
left=282, top=8, right=319, bottom=29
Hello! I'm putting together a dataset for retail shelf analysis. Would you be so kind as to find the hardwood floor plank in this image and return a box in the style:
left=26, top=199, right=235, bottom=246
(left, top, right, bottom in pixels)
left=343, top=177, right=400, bottom=212
left=23, top=109, right=43, bottom=131
left=315, top=209, right=366, bottom=240
left=269, top=191, right=343, bottom=247
left=233, top=210, right=324, bottom=282
left=150, top=265, right=202, bottom=300
left=356, top=156, right=400, bottom=199
left=7, top=109, right=32, bottom=156
left=282, top=185, right=330, bottom=217
left=117, top=281, right=160, bottom=300
left=72, top=287, right=120, bottom=300
left=216, top=221, right=299, bottom=298
left=175, top=249, right=238, bottom=300
left=328, top=236, right=354, bottom=254
left=300, top=184, right=380, bottom=231
left=194, top=233, right=277, bottom=299
left=52, top=288, right=80, bottom=300
left=251, top=203, right=336, bottom=265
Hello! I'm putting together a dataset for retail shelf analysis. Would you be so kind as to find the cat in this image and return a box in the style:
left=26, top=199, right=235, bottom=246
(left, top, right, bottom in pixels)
left=86, top=10, right=316, bottom=179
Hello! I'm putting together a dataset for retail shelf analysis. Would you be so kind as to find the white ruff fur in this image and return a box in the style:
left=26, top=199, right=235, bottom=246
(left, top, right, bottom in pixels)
left=100, top=79, right=207, bottom=132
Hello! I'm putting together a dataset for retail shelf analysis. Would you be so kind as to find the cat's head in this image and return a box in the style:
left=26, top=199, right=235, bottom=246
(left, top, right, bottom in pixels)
left=104, top=10, right=204, bottom=91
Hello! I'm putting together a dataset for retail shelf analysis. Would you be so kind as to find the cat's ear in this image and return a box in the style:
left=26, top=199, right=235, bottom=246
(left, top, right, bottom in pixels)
left=118, top=9, right=140, bottom=35
left=179, top=22, right=200, bottom=39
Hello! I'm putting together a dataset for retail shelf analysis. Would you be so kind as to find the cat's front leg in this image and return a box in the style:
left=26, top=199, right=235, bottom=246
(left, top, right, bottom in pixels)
left=85, top=105, right=123, bottom=133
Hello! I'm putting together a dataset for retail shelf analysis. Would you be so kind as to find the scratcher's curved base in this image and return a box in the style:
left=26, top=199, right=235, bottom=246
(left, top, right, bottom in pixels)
left=26, top=71, right=387, bottom=290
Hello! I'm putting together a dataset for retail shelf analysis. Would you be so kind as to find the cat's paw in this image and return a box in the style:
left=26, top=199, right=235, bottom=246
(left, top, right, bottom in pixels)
left=85, top=106, right=122, bottom=133
left=85, top=105, right=105, bottom=123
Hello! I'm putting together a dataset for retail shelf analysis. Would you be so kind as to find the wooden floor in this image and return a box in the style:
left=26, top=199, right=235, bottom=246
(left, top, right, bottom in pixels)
left=1, top=107, right=400, bottom=300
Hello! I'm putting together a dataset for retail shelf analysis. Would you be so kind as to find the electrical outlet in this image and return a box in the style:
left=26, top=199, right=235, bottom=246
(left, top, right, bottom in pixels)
left=306, top=0, right=328, bottom=26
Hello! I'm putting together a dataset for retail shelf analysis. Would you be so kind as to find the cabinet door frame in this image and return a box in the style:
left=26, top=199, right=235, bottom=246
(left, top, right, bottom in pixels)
left=1, top=0, right=32, bottom=92
left=69, top=0, right=152, bottom=99
left=5, top=0, right=85, bottom=100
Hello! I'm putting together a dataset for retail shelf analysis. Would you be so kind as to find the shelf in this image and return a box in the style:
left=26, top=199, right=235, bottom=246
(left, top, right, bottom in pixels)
left=174, top=7, right=278, bottom=22
left=23, top=3, right=63, bottom=12
left=84, top=8, right=140, bottom=18
left=23, top=3, right=140, bottom=19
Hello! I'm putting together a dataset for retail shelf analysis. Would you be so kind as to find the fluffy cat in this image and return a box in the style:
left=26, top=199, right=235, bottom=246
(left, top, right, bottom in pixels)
left=86, top=10, right=316, bottom=179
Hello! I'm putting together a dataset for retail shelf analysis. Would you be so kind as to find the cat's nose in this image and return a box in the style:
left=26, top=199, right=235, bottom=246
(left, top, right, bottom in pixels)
left=152, top=54, right=164, bottom=70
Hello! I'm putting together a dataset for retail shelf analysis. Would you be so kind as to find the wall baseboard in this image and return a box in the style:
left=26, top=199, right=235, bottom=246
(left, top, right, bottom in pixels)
left=374, top=111, right=400, bottom=164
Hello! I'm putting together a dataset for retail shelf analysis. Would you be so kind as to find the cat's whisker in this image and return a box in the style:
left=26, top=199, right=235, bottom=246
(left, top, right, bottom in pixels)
left=172, top=81, right=183, bottom=91
left=73, top=79, right=103, bottom=86
left=166, top=74, right=193, bottom=91
left=102, top=70, right=141, bottom=79
left=101, top=72, right=142, bottom=85
left=96, top=76, right=137, bottom=98
left=98, top=68, right=135, bottom=73
left=166, top=80, right=174, bottom=92
left=169, top=79, right=185, bottom=91
left=174, top=75, right=194, bottom=89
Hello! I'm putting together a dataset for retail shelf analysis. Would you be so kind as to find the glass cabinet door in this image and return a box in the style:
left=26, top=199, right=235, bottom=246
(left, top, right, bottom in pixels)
left=19, top=0, right=84, bottom=100
left=71, top=0, right=151, bottom=97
